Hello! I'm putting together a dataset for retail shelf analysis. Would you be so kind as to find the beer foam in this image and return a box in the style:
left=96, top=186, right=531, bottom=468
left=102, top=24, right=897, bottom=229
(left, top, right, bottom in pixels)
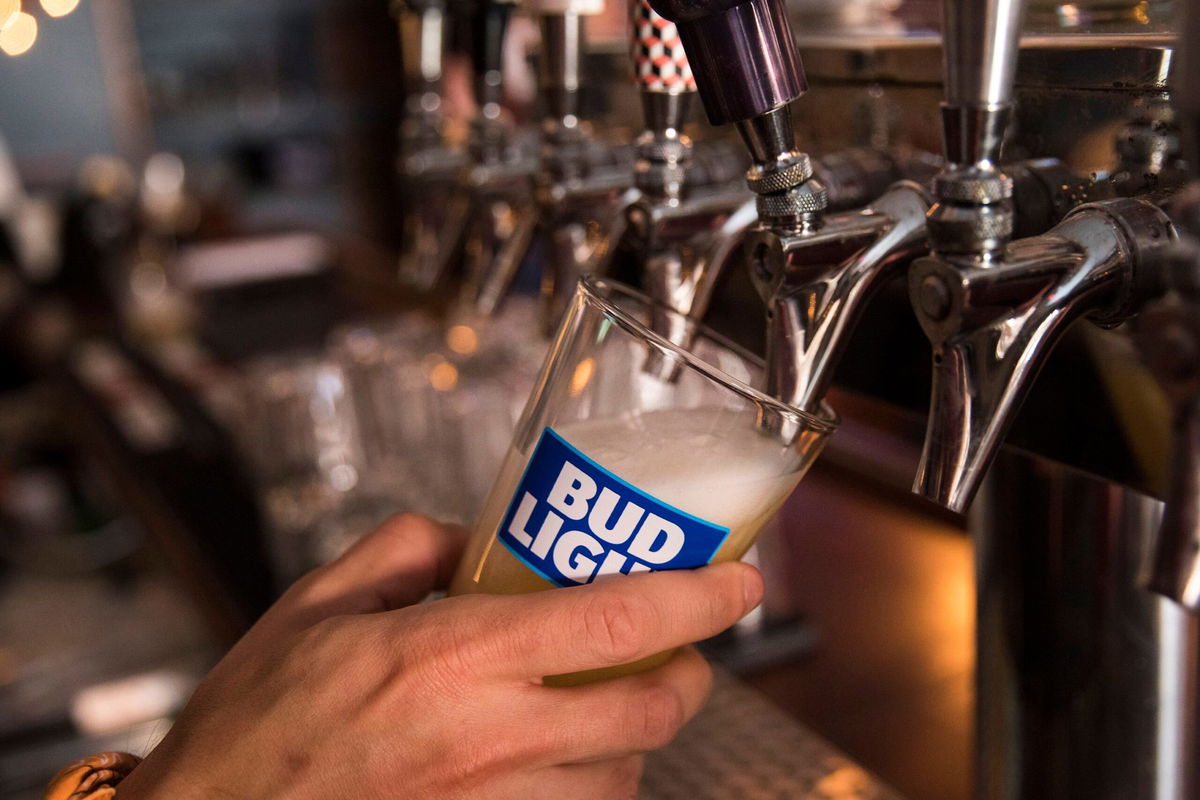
left=554, top=407, right=803, bottom=531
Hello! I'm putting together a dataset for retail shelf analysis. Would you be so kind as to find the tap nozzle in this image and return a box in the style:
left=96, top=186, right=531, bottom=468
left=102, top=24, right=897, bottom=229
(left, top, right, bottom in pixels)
left=911, top=198, right=1176, bottom=512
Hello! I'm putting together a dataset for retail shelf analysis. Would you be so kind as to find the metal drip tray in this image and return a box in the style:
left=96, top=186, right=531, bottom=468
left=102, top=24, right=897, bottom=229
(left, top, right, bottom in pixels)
left=642, top=669, right=905, bottom=799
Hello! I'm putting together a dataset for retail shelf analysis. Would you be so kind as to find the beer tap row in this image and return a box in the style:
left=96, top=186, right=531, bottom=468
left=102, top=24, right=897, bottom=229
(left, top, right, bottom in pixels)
left=392, top=0, right=1200, bottom=616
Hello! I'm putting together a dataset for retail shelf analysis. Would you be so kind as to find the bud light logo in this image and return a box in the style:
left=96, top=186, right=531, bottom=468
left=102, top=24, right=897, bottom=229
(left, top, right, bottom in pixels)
left=497, top=427, right=730, bottom=587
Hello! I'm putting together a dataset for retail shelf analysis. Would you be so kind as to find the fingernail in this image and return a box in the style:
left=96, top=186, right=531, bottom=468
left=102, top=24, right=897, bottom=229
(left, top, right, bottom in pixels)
left=742, top=567, right=764, bottom=609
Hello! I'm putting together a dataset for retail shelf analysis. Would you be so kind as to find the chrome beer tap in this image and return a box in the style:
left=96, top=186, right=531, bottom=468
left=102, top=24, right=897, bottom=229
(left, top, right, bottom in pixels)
left=592, top=0, right=751, bottom=345
left=524, top=0, right=633, bottom=331
left=452, top=0, right=544, bottom=316
left=394, top=0, right=470, bottom=292
left=645, top=0, right=934, bottom=412
left=908, top=0, right=1178, bottom=513
left=1135, top=0, right=1200, bottom=613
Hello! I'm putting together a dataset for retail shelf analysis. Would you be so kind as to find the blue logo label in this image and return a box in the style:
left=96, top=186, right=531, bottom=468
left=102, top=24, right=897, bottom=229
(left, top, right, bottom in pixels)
left=496, top=427, right=731, bottom=587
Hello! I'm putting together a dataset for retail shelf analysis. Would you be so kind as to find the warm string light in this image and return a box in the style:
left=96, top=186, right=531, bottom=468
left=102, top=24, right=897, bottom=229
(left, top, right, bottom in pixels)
left=1, top=0, right=82, bottom=57
left=0, top=0, right=19, bottom=31
left=0, top=11, right=36, bottom=56
left=40, top=0, right=79, bottom=17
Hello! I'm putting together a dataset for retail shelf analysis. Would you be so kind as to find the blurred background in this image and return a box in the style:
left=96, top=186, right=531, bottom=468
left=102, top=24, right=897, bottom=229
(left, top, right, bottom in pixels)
left=0, top=1, right=1179, bottom=798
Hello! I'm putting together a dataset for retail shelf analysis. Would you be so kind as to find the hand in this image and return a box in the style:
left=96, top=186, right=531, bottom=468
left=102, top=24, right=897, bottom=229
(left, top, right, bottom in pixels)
left=117, top=514, right=763, bottom=800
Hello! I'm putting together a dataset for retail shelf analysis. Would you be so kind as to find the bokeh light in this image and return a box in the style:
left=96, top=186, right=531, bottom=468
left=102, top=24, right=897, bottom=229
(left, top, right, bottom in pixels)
left=0, top=11, right=37, bottom=57
left=40, top=0, right=80, bottom=17
left=0, top=0, right=18, bottom=32
left=429, top=362, right=459, bottom=392
left=445, top=324, right=478, bottom=356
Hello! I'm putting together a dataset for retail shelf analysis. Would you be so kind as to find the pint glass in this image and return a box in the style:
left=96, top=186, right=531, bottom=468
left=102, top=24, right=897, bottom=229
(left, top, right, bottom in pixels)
left=448, top=277, right=837, bottom=681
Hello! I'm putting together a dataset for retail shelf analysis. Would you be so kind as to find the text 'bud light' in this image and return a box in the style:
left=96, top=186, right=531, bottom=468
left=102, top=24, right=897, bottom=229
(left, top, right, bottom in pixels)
left=497, top=427, right=731, bottom=587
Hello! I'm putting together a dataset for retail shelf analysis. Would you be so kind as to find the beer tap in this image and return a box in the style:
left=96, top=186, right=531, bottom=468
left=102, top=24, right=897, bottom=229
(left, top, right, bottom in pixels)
left=1134, top=0, right=1200, bottom=613
left=527, top=0, right=634, bottom=330
left=453, top=0, right=544, bottom=316
left=644, top=0, right=935, bottom=412
left=908, top=0, right=1178, bottom=513
left=396, top=0, right=450, bottom=160
left=591, top=0, right=751, bottom=347
left=394, top=0, right=470, bottom=292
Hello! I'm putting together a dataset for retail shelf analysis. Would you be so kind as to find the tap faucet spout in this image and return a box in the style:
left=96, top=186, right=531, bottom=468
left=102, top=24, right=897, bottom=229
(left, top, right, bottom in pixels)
left=751, top=182, right=933, bottom=411
left=911, top=198, right=1176, bottom=512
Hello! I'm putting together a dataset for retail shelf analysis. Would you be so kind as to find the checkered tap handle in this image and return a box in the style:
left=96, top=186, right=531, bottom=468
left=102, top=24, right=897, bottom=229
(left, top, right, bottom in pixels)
left=629, top=0, right=695, bottom=93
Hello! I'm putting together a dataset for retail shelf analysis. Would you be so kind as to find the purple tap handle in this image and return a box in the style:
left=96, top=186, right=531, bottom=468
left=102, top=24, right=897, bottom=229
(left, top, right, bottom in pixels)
left=647, top=0, right=805, bottom=125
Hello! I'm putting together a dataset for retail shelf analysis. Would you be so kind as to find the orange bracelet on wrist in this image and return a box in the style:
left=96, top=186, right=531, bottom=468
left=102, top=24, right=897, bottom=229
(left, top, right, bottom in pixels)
left=44, top=752, right=142, bottom=800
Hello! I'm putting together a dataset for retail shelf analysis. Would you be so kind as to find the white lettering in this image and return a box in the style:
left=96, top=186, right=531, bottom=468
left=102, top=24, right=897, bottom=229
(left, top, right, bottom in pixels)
left=596, top=549, right=627, bottom=577
left=529, top=510, right=564, bottom=559
left=627, top=514, right=685, bottom=564
left=546, top=461, right=597, bottom=521
left=506, top=493, right=539, bottom=548
left=587, top=488, right=645, bottom=545
left=552, top=530, right=605, bottom=584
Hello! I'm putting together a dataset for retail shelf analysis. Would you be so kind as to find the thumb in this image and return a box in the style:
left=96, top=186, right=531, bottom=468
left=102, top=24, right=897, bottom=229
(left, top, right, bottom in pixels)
left=275, top=514, right=470, bottom=629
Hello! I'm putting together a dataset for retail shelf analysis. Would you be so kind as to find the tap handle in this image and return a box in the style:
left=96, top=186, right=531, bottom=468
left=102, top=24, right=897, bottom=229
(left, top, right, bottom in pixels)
left=940, top=0, right=1026, bottom=167
left=525, top=0, right=604, bottom=16
left=394, top=0, right=447, bottom=85
left=648, top=0, right=805, bottom=126
left=393, top=0, right=446, bottom=16
left=629, top=0, right=695, bottom=94
left=467, top=0, right=516, bottom=82
left=943, top=0, right=1026, bottom=110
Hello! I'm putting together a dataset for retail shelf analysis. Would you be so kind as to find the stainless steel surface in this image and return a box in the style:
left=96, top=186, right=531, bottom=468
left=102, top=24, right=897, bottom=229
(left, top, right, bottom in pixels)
left=911, top=198, right=1177, bottom=512
left=1132, top=1, right=1200, bottom=615
left=972, top=450, right=1200, bottom=800
left=794, top=33, right=1174, bottom=91
left=1137, top=188, right=1200, bottom=613
left=642, top=668, right=906, bottom=800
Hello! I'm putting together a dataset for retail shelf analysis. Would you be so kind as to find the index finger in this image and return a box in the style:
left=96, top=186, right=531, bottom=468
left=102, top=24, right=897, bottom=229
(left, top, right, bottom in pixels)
left=468, top=561, right=763, bottom=678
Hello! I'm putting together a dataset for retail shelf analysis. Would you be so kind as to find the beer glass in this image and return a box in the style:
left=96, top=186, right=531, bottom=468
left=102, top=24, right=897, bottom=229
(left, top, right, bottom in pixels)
left=449, top=277, right=837, bottom=682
